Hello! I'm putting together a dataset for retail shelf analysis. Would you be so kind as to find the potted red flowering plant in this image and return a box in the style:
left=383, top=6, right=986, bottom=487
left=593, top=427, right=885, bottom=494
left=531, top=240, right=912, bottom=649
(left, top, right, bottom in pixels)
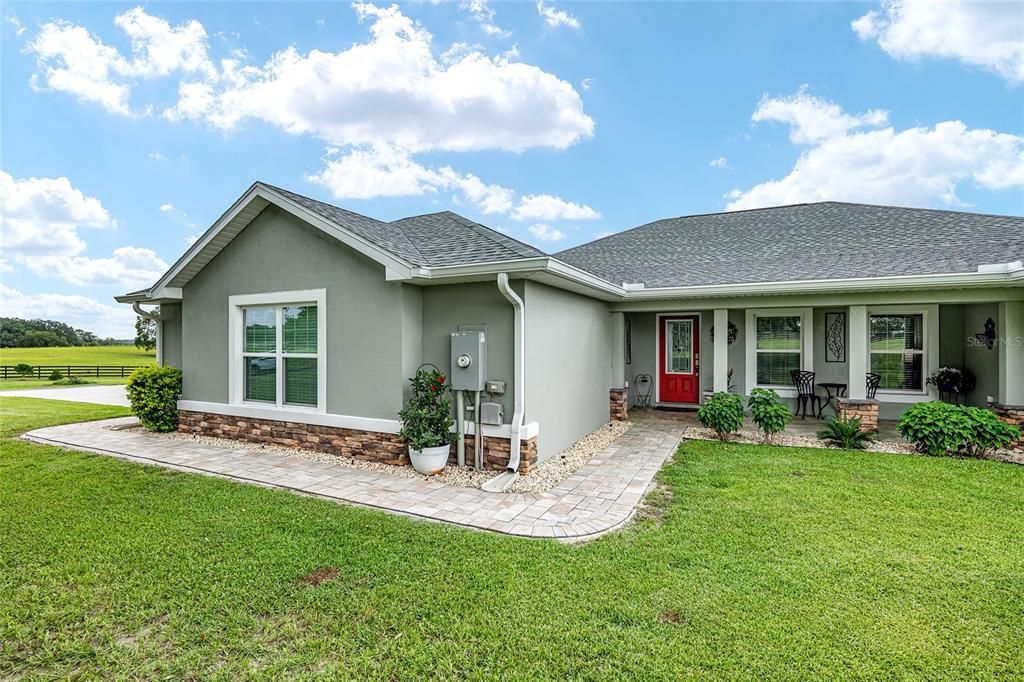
left=398, top=367, right=455, bottom=475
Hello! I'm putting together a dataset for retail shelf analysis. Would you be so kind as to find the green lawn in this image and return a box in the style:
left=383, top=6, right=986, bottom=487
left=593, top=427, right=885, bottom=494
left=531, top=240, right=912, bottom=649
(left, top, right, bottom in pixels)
left=2, top=398, right=1022, bottom=678
left=0, top=345, right=155, bottom=367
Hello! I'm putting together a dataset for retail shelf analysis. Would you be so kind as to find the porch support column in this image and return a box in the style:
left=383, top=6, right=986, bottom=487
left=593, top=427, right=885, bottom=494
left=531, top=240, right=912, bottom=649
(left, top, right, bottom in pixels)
left=998, top=301, right=1024, bottom=405
left=713, top=308, right=729, bottom=393
left=847, top=305, right=868, bottom=399
left=610, top=312, right=626, bottom=390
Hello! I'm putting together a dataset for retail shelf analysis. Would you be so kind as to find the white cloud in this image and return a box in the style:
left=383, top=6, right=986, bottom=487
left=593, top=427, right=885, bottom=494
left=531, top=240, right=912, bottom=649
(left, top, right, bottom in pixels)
left=23, top=246, right=168, bottom=288
left=511, top=194, right=600, bottom=221
left=752, top=86, right=889, bottom=144
left=6, top=14, right=25, bottom=36
left=852, top=1, right=1024, bottom=83
left=0, top=170, right=114, bottom=257
left=307, top=144, right=598, bottom=221
left=0, top=284, right=138, bottom=338
left=307, top=144, right=511, bottom=214
left=28, top=21, right=135, bottom=114
left=710, top=156, right=729, bottom=169
left=463, top=0, right=507, bottom=37
left=580, top=77, right=594, bottom=91
left=159, top=203, right=175, bottom=213
left=726, top=89, right=1024, bottom=210
left=527, top=223, right=566, bottom=242
left=112, top=7, right=215, bottom=79
left=537, top=1, right=581, bottom=30
left=27, top=7, right=214, bottom=115
left=148, top=151, right=167, bottom=161
left=166, top=3, right=592, bottom=153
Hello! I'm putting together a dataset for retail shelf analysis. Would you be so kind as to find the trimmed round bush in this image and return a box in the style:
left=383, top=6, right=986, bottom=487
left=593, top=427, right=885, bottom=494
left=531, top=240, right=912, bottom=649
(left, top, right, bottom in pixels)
left=126, top=365, right=183, bottom=432
left=747, top=388, right=792, bottom=442
left=48, top=370, right=63, bottom=381
left=14, top=363, right=33, bottom=378
left=897, top=401, right=1018, bottom=458
left=698, top=392, right=745, bottom=441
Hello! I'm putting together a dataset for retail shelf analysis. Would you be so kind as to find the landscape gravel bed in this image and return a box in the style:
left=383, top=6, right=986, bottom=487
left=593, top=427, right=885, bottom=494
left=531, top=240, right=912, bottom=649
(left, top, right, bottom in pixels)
left=135, top=420, right=633, bottom=492
left=682, top=426, right=1023, bottom=464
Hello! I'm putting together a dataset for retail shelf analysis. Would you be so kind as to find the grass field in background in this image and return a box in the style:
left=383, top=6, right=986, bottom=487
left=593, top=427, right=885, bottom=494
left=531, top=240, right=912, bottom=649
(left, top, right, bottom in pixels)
left=0, top=346, right=154, bottom=368
left=2, top=397, right=1022, bottom=678
left=0, top=377, right=133, bottom=391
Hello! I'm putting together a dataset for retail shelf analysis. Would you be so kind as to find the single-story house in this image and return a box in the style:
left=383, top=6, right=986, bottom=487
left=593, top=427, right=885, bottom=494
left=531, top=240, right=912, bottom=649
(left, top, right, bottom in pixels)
left=118, top=182, right=1024, bottom=470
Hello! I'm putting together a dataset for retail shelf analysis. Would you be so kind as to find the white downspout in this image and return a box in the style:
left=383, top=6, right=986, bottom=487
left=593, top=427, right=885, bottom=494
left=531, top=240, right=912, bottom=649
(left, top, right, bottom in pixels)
left=133, top=302, right=162, bottom=366
left=497, top=273, right=525, bottom=473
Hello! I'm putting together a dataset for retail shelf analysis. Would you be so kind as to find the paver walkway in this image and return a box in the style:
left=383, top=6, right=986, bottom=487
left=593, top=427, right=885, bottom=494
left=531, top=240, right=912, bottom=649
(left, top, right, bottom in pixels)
left=3, top=384, right=129, bottom=407
left=23, top=416, right=684, bottom=542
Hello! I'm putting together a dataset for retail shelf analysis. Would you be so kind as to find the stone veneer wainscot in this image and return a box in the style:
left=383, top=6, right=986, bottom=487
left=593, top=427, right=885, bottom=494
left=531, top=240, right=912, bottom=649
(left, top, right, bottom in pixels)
left=834, top=397, right=879, bottom=432
left=178, top=410, right=538, bottom=472
left=610, top=388, right=629, bottom=421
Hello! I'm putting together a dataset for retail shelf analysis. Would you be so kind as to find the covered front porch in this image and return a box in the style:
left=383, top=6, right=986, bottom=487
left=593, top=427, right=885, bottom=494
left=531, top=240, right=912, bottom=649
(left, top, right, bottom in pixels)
left=609, top=294, right=1024, bottom=429
left=629, top=407, right=903, bottom=441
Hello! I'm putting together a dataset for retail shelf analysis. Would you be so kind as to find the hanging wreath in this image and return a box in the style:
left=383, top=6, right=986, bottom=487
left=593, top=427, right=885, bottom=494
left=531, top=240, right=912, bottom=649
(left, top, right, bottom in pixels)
left=710, top=321, right=738, bottom=345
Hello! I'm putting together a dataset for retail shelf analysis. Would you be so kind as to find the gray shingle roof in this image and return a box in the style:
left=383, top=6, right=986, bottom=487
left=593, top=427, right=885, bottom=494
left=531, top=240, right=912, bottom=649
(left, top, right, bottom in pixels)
left=390, top=211, right=545, bottom=266
left=265, top=184, right=426, bottom=264
left=555, top=202, right=1024, bottom=288
left=264, top=184, right=545, bottom=268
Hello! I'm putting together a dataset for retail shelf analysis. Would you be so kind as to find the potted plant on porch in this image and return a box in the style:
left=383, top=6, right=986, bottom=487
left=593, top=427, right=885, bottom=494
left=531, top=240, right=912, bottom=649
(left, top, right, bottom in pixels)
left=399, top=367, right=455, bottom=475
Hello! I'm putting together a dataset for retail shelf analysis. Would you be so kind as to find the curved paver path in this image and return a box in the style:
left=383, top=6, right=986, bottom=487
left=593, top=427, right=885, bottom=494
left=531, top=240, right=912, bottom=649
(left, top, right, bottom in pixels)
left=23, top=416, right=684, bottom=542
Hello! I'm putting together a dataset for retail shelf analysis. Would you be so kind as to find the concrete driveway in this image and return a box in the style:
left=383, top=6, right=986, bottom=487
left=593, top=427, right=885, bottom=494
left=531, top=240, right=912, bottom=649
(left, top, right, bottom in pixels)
left=2, top=384, right=129, bottom=407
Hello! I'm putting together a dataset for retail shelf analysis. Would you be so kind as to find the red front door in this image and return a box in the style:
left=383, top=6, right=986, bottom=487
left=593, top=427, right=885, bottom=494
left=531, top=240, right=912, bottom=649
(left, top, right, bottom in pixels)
left=659, top=316, right=699, bottom=404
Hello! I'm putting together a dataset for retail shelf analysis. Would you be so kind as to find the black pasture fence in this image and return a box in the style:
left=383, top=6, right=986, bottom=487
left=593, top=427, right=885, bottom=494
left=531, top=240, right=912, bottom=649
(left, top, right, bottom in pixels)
left=1, top=365, right=144, bottom=380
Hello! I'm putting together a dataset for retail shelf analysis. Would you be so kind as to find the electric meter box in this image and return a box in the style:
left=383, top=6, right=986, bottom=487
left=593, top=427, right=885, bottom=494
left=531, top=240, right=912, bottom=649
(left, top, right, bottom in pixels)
left=450, top=331, right=487, bottom=391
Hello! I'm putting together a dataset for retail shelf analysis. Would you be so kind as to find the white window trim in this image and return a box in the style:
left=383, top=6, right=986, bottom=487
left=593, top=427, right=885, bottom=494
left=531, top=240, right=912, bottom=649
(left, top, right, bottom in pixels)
left=865, top=305, right=938, bottom=400
left=228, top=289, right=327, bottom=414
left=745, top=307, right=813, bottom=397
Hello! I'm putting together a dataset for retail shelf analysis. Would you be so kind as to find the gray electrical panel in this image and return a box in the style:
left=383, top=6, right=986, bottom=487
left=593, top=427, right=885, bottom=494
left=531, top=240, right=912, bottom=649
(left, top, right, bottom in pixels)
left=450, top=331, right=487, bottom=390
left=480, top=402, right=504, bottom=425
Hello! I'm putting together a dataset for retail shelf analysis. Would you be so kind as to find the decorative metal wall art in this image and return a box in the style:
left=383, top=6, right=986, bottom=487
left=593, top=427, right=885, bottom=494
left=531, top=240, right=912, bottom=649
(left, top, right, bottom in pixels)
left=825, top=312, right=846, bottom=363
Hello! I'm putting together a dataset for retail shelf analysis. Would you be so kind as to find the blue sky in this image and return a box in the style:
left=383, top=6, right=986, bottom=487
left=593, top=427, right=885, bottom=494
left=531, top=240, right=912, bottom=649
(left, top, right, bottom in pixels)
left=2, top=1, right=1022, bottom=337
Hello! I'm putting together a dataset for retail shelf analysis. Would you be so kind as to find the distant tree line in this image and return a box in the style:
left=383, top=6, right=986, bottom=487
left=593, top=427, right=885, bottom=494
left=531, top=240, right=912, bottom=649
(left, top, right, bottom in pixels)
left=0, top=317, right=127, bottom=348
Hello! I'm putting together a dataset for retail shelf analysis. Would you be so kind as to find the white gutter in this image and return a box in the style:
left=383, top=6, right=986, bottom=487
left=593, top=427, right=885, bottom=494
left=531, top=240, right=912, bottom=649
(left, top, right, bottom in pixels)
left=132, top=302, right=162, bottom=366
left=496, top=273, right=525, bottom=473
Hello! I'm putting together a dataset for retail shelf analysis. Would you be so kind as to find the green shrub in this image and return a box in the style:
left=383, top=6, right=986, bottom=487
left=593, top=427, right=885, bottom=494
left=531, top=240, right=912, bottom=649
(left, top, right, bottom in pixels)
left=398, top=367, right=454, bottom=451
left=14, top=363, right=33, bottom=378
left=52, top=376, right=88, bottom=386
left=818, top=415, right=877, bottom=450
left=697, top=392, right=745, bottom=441
left=126, top=365, right=182, bottom=432
left=962, top=407, right=1020, bottom=458
left=897, top=402, right=1018, bottom=457
left=747, top=388, right=792, bottom=442
left=48, top=369, right=63, bottom=381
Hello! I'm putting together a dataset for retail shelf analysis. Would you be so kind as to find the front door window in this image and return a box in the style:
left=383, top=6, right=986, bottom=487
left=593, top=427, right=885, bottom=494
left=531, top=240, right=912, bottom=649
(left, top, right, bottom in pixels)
left=666, top=320, right=693, bottom=373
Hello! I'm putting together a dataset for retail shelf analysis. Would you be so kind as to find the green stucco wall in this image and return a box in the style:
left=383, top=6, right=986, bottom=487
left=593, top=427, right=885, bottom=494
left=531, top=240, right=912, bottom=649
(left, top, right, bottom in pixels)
left=180, top=205, right=412, bottom=419
left=524, top=281, right=612, bottom=459
left=159, top=302, right=182, bottom=369
left=420, top=281, right=518, bottom=419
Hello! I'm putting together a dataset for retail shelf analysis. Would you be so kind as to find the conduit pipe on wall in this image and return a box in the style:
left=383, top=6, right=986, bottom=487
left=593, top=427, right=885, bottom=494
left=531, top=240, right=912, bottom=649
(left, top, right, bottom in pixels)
left=496, top=273, right=525, bottom=473
left=132, top=302, right=162, bottom=366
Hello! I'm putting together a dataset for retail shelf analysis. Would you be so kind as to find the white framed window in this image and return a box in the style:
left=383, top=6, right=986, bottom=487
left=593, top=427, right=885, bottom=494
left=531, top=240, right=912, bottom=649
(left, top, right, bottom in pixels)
left=869, top=312, right=926, bottom=392
left=228, top=289, right=326, bottom=412
left=746, top=308, right=813, bottom=393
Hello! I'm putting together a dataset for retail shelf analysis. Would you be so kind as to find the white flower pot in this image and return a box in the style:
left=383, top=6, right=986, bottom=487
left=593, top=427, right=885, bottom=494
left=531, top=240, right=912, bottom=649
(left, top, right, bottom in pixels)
left=409, top=444, right=450, bottom=475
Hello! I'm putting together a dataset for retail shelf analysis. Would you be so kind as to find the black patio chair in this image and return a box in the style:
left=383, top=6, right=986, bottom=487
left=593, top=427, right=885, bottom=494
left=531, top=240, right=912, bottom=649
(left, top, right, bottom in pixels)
left=866, top=372, right=881, bottom=399
left=790, top=369, right=822, bottom=420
